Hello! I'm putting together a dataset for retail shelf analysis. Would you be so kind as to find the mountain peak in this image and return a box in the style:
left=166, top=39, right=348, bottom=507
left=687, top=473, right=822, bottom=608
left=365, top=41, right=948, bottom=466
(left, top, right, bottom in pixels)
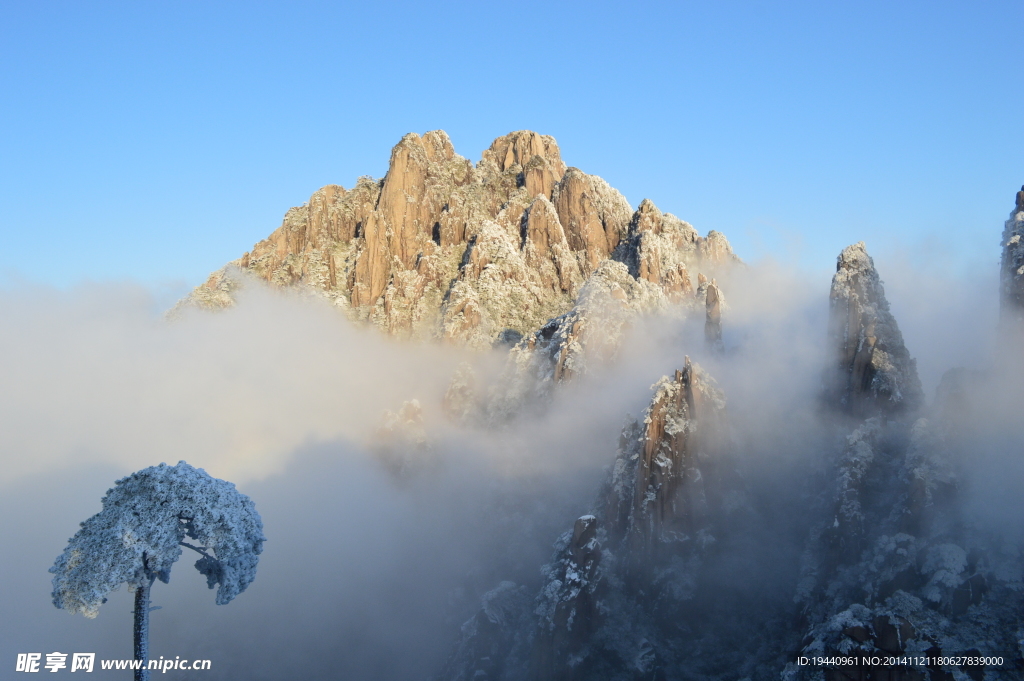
left=182, top=130, right=738, bottom=347
left=826, top=242, right=923, bottom=414
left=1001, top=184, right=1024, bottom=323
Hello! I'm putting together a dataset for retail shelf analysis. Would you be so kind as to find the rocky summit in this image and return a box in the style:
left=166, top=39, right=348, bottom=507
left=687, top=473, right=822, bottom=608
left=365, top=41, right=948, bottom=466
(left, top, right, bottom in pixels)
left=825, top=242, right=924, bottom=415
left=185, top=130, right=738, bottom=348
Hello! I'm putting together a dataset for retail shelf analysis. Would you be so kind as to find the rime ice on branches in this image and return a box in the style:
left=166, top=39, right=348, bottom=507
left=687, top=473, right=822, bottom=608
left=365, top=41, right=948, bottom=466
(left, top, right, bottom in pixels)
left=50, top=462, right=265, bottom=680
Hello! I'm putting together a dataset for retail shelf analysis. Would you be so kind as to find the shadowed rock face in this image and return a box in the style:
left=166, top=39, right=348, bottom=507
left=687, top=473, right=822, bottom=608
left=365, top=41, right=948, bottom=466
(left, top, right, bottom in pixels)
left=184, top=130, right=737, bottom=347
left=430, top=187, right=1024, bottom=681
left=1001, top=185, right=1024, bottom=323
left=789, top=230, right=1024, bottom=680
left=791, top=376, right=1013, bottom=680
left=826, top=242, right=923, bottom=415
left=438, top=361, right=731, bottom=681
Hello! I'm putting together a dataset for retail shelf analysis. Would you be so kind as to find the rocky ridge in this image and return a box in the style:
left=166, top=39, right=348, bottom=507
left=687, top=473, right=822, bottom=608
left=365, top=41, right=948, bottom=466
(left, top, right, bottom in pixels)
left=185, top=131, right=738, bottom=348
left=435, top=190, right=1024, bottom=681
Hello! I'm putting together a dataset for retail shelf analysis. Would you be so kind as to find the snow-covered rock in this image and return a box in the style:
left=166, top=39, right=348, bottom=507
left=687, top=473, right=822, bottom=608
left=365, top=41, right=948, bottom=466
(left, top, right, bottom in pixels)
left=1001, top=185, right=1024, bottom=323
left=181, top=131, right=737, bottom=348
left=825, top=242, right=924, bottom=414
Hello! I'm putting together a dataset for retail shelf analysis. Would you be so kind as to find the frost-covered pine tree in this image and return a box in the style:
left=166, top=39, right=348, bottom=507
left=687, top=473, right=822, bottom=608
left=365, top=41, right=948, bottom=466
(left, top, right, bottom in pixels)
left=50, top=462, right=265, bottom=681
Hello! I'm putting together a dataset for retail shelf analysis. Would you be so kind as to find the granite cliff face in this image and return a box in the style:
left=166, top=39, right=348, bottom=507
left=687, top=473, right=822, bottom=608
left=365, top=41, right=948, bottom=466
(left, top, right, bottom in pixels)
left=186, top=131, right=737, bottom=347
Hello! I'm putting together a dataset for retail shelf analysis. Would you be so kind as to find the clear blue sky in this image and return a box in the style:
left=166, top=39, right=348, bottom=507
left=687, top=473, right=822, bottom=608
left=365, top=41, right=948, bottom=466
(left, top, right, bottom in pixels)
left=1, top=1, right=1021, bottom=291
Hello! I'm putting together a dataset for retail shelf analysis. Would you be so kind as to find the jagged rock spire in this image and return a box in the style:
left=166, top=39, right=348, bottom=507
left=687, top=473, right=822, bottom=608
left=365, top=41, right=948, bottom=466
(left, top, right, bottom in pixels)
left=704, top=279, right=723, bottom=349
left=826, top=242, right=923, bottom=414
left=584, top=357, right=729, bottom=575
left=1000, top=185, right=1024, bottom=323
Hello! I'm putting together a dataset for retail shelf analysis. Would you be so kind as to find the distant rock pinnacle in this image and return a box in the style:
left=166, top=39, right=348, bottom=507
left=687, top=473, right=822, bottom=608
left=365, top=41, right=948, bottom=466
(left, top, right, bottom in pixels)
left=439, top=359, right=730, bottom=680
left=1000, top=184, right=1024, bottom=323
left=826, top=242, right=923, bottom=414
left=704, top=279, right=723, bottom=350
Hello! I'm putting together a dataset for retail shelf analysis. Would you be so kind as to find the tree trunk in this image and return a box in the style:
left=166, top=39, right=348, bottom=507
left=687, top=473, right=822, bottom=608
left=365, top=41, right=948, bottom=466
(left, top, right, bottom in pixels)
left=133, top=577, right=154, bottom=681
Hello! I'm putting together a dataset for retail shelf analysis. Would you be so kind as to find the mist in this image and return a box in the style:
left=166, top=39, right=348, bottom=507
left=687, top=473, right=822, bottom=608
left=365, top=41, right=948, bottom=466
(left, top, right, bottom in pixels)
left=2, top=247, right=1021, bottom=680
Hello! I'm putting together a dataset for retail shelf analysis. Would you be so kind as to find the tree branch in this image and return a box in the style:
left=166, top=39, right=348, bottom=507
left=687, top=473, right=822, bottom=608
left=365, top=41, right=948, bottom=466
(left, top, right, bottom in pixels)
left=179, top=541, right=214, bottom=559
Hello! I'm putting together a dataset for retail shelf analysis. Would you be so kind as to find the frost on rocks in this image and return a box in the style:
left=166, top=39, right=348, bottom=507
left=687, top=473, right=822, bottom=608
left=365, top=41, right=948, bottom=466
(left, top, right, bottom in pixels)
left=791, top=410, right=1021, bottom=677
left=1001, top=185, right=1024, bottom=324
left=826, top=242, right=924, bottom=415
left=440, top=361, right=735, bottom=680
left=607, top=358, right=729, bottom=569
left=615, top=199, right=739, bottom=292
left=50, top=462, right=265, bottom=617
left=432, top=200, right=1024, bottom=679
left=479, top=254, right=733, bottom=424
left=480, top=260, right=672, bottom=422
left=181, top=131, right=738, bottom=349
left=704, top=278, right=724, bottom=350
left=826, top=418, right=882, bottom=562
left=921, top=543, right=969, bottom=601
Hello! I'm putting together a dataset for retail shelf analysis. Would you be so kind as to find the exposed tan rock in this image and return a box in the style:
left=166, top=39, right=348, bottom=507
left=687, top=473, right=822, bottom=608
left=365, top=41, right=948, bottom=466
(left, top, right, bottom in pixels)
left=632, top=198, right=662, bottom=234
left=697, top=230, right=735, bottom=263
left=522, top=195, right=562, bottom=253
left=616, top=199, right=739, bottom=305
left=486, top=130, right=566, bottom=177
left=184, top=130, right=737, bottom=347
left=442, top=199, right=1024, bottom=679
left=504, top=360, right=729, bottom=680
left=184, top=268, right=243, bottom=311
left=484, top=130, right=566, bottom=201
left=621, top=358, right=727, bottom=560
left=483, top=261, right=678, bottom=420
left=376, top=131, right=466, bottom=270
left=521, top=196, right=584, bottom=296
left=552, top=168, right=632, bottom=271
left=439, top=218, right=580, bottom=347
left=661, top=264, right=693, bottom=300
left=635, top=231, right=663, bottom=284
left=472, top=243, right=737, bottom=424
